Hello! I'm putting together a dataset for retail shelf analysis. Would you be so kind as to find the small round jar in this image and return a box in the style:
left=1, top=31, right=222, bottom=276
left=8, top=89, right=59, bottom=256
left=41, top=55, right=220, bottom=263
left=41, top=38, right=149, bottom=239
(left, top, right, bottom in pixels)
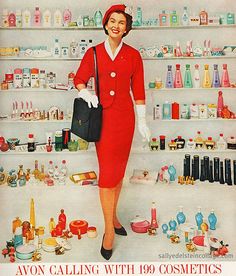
left=87, top=226, right=97, bottom=238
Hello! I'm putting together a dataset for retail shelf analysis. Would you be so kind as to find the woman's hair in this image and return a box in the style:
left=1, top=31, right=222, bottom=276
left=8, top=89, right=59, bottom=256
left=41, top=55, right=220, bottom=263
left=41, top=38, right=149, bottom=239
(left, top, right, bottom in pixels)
left=103, top=11, right=133, bottom=37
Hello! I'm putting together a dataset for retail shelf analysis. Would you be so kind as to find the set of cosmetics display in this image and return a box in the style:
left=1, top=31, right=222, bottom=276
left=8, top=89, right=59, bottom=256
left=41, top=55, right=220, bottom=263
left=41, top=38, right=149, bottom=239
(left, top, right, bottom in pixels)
left=149, top=132, right=236, bottom=151
left=154, top=91, right=235, bottom=120
left=149, top=63, right=231, bottom=89
left=1, top=7, right=103, bottom=28
left=0, top=159, right=68, bottom=187
left=182, top=154, right=236, bottom=185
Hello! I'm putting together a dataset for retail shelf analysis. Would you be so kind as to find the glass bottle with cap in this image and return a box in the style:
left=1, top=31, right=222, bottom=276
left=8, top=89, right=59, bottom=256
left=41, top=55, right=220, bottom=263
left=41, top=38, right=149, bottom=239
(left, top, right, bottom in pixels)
left=28, top=133, right=35, bottom=152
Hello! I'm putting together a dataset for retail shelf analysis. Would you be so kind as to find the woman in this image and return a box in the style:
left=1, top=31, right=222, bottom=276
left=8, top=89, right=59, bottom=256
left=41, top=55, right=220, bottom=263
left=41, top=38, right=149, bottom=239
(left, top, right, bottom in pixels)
left=74, top=4, right=150, bottom=260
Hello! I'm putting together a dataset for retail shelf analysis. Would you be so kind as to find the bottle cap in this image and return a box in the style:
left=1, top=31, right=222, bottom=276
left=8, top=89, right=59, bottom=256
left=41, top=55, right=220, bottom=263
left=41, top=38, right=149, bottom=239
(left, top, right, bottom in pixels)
left=160, top=135, right=165, bottom=139
left=152, top=138, right=157, bottom=142
left=223, top=64, right=227, bottom=69
left=220, top=133, right=223, bottom=137
left=62, top=160, right=66, bottom=164
left=208, top=137, right=212, bottom=140
left=177, top=136, right=182, bottom=139
left=195, top=64, right=199, bottom=69
left=189, top=138, right=193, bottom=141
left=176, top=64, right=180, bottom=69
left=204, top=64, right=209, bottom=70
left=28, top=134, right=34, bottom=138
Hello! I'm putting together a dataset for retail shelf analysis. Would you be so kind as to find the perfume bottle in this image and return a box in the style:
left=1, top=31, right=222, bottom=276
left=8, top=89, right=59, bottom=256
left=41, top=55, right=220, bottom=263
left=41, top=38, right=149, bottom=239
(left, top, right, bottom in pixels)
left=136, top=7, right=142, bottom=26
left=33, top=7, right=41, bottom=27
left=199, top=8, right=208, bottom=25
left=162, top=101, right=171, bottom=119
left=202, top=64, right=211, bottom=88
left=168, top=218, right=177, bottom=231
left=217, top=91, right=224, bottom=118
left=176, top=206, right=186, bottom=225
left=47, top=161, right=54, bottom=178
left=193, top=64, right=201, bottom=88
left=49, top=218, right=56, bottom=233
left=175, top=41, right=182, bottom=57
left=184, top=64, right=193, bottom=88
left=174, top=136, right=185, bottom=149
left=214, top=157, right=220, bottom=182
left=17, top=165, right=25, bottom=180
left=151, top=202, right=158, bottom=228
left=165, top=65, right=174, bottom=88
left=194, top=131, right=204, bottom=149
left=174, top=64, right=183, bottom=88
left=168, top=164, right=176, bottom=181
left=181, top=7, right=189, bottom=26
left=170, top=10, right=179, bottom=27
left=58, top=209, right=66, bottom=230
left=217, top=133, right=227, bottom=150
left=208, top=209, right=217, bottom=230
left=38, top=165, right=46, bottom=181
left=187, top=138, right=195, bottom=149
left=161, top=224, right=168, bottom=234
left=200, top=219, right=209, bottom=234
left=212, top=64, right=220, bottom=88
left=159, top=10, right=169, bottom=26
left=221, top=64, right=230, bottom=87
left=219, top=161, right=225, bottom=184
left=195, top=207, right=203, bottom=230
left=205, top=137, right=215, bottom=150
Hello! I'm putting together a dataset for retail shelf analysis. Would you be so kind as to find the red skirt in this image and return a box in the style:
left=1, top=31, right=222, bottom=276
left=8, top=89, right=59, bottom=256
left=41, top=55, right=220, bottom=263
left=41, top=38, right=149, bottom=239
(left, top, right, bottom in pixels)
left=95, top=106, right=135, bottom=188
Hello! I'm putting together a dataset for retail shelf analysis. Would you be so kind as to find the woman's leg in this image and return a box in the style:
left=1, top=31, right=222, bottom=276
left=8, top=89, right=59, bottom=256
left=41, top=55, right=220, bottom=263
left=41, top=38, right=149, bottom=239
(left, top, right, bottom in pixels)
left=113, top=180, right=123, bottom=228
left=99, top=187, right=116, bottom=249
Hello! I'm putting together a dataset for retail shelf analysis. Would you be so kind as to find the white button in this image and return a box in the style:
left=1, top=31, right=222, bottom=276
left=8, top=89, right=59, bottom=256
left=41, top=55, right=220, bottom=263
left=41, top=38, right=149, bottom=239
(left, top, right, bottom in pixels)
left=110, top=72, right=116, bottom=78
left=110, top=90, right=115, bottom=96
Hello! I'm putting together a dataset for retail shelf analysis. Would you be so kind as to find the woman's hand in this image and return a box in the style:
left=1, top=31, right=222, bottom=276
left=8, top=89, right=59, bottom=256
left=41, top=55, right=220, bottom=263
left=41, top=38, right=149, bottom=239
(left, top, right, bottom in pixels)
left=136, top=105, right=151, bottom=142
left=78, top=89, right=99, bottom=108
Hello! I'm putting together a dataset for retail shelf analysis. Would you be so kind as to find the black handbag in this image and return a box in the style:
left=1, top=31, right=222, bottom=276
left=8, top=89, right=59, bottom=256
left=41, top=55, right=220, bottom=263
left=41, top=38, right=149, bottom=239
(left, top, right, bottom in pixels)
left=71, top=47, right=103, bottom=142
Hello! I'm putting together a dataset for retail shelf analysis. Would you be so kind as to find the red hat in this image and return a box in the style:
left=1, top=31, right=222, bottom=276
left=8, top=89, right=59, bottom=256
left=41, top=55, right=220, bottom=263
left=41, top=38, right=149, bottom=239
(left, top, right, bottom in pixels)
left=102, top=4, right=126, bottom=26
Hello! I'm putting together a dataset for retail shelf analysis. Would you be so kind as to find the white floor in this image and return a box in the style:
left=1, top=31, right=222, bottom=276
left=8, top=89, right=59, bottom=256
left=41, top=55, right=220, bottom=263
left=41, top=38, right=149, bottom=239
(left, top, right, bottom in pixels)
left=0, top=180, right=236, bottom=263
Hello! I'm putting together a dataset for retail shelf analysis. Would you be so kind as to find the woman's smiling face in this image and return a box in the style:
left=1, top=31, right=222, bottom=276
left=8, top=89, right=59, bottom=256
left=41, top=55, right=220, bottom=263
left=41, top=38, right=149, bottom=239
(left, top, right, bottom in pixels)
left=105, top=12, right=127, bottom=39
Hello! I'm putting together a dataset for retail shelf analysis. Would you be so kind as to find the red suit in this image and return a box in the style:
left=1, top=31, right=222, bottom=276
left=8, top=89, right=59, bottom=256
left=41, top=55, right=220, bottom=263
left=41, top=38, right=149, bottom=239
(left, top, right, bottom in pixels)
left=74, top=42, right=145, bottom=188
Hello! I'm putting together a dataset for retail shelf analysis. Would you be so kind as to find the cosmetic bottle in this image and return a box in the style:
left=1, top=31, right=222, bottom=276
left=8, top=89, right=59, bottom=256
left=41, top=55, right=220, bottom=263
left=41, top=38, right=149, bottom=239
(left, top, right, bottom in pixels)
left=208, top=209, right=217, bottom=230
left=212, top=64, right=220, bottom=88
left=187, top=138, right=195, bottom=149
left=33, top=160, right=40, bottom=179
left=217, top=133, right=227, bottom=150
left=195, top=207, right=203, bottom=230
left=213, top=157, right=220, bottom=182
left=53, top=39, right=61, bottom=58
left=174, top=64, right=183, bottom=88
left=27, top=134, right=35, bottom=152
left=22, top=8, right=31, bottom=27
left=181, top=7, right=189, bottom=26
left=151, top=202, right=158, bottom=228
left=209, top=161, right=214, bottom=183
left=233, top=160, right=236, bottom=185
left=53, top=9, right=62, bottom=27
left=193, top=64, right=201, bottom=88
left=63, top=9, right=72, bottom=27
left=205, top=137, right=215, bottom=150
left=217, top=91, right=224, bottom=117
left=193, top=155, right=200, bottom=180
left=175, top=41, right=182, bottom=57
left=162, top=101, right=171, bottom=119
left=184, top=64, right=193, bottom=88
left=194, top=131, right=204, bottom=149
left=225, top=159, right=232, bottom=185
left=219, top=161, right=225, bottom=184
left=199, top=8, right=208, bottom=25
left=168, top=218, right=177, bottom=231
left=33, top=7, right=41, bottom=27
left=94, top=9, right=103, bottom=27
left=8, top=11, right=16, bottom=27
left=176, top=206, right=186, bottom=225
left=175, top=136, right=185, bottom=149
left=184, top=154, right=191, bottom=177
left=48, top=161, right=54, bottom=178
left=221, top=64, right=230, bottom=87
left=42, top=9, right=51, bottom=27
left=159, top=135, right=166, bottom=150
left=165, top=65, right=174, bottom=88
left=16, top=10, right=22, bottom=28
left=159, top=10, right=169, bottom=26
left=170, top=10, right=179, bottom=27
left=2, top=9, right=9, bottom=27
left=168, top=164, right=176, bottom=181
left=204, top=156, right=210, bottom=181
left=171, top=102, right=179, bottom=119
left=202, top=64, right=211, bottom=88
left=136, top=7, right=142, bottom=26
left=200, top=159, right=206, bottom=181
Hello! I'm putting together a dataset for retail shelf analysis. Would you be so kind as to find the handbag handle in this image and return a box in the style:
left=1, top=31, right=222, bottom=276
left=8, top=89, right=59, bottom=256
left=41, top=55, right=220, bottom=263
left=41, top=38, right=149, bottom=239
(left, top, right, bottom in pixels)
left=93, top=46, right=100, bottom=102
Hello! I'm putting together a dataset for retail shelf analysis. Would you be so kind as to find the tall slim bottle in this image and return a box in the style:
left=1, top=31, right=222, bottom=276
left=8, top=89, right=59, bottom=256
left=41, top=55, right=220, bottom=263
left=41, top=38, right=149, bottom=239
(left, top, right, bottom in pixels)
left=212, top=64, right=220, bottom=88
left=33, top=7, right=41, bottom=26
left=174, top=64, right=183, bottom=88
left=184, top=64, right=193, bottom=88
left=202, top=64, right=211, bottom=88
left=221, top=64, right=230, bottom=87
left=217, top=91, right=224, bottom=117
left=193, top=64, right=201, bottom=88
left=151, top=202, right=158, bottom=228
left=165, top=65, right=174, bottom=88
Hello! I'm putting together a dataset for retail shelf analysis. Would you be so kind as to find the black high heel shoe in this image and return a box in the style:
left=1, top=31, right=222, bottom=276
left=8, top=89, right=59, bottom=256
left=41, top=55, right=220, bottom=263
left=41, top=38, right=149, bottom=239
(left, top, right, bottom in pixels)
left=100, top=235, right=113, bottom=260
left=114, top=226, right=127, bottom=236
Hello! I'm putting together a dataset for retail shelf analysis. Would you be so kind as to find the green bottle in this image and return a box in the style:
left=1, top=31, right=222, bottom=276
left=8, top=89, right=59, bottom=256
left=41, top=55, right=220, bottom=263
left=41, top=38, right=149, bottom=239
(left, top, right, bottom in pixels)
left=184, top=64, right=193, bottom=88
left=170, top=10, right=179, bottom=26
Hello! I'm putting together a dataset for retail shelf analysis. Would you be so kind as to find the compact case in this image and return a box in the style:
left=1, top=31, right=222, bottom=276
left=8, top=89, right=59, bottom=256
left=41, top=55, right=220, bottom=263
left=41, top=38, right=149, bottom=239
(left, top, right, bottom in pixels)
left=69, top=220, right=88, bottom=235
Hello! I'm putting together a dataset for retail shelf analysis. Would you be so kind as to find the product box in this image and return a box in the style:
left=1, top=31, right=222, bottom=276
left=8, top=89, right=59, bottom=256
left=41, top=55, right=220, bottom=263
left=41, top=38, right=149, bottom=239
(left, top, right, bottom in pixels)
left=208, top=104, right=217, bottom=118
left=190, top=104, right=199, bottom=119
left=199, top=104, right=208, bottom=119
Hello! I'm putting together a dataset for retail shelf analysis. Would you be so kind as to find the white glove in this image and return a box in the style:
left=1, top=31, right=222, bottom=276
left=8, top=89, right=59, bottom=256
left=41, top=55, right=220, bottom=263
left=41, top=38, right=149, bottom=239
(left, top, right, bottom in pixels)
left=78, top=88, right=99, bottom=108
left=136, top=105, right=151, bottom=142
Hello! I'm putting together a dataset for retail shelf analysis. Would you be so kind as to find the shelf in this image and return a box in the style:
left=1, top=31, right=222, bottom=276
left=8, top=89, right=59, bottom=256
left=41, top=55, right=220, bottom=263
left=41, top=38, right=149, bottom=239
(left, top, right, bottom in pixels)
left=0, top=88, right=77, bottom=93
left=0, top=24, right=235, bottom=31
left=147, top=87, right=236, bottom=92
left=143, top=56, right=236, bottom=60
left=1, top=55, right=236, bottom=61
left=0, top=119, right=71, bottom=123
left=151, top=118, right=236, bottom=122
left=1, top=147, right=235, bottom=155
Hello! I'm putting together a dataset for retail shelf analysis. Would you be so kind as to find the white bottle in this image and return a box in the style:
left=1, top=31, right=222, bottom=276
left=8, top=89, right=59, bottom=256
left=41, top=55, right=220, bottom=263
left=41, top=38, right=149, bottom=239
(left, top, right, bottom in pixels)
left=53, top=9, right=62, bottom=27
left=48, top=161, right=54, bottom=178
left=53, top=39, right=61, bottom=57
left=43, top=9, right=51, bottom=27
left=181, top=6, right=189, bottom=26
left=186, top=138, right=195, bottom=149
left=53, top=165, right=60, bottom=180
left=60, top=160, right=68, bottom=177
left=16, top=10, right=22, bottom=28
left=22, top=9, right=31, bottom=27
left=203, top=232, right=211, bottom=254
left=193, top=64, right=201, bottom=88
left=217, top=133, right=227, bottom=150
left=76, top=15, right=83, bottom=27
left=2, top=9, right=9, bottom=27
left=79, top=39, right=88, bottom=58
